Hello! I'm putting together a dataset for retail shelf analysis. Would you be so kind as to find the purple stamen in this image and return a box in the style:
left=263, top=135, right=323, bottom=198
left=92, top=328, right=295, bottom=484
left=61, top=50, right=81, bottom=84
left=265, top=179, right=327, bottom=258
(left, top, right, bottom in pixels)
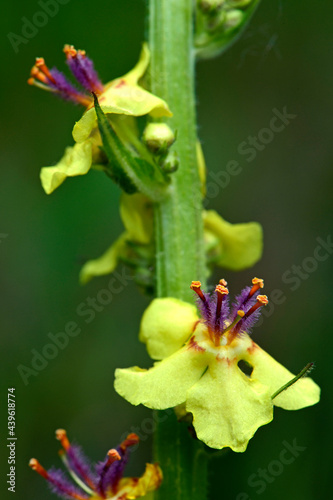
left=214, top=285, right=230, bottom=333
left=65, top=46, right=104, bottom=93
left=66, top=444, right=98, bottom=491
left=230, top=285, right=259, bottom=321
left=47, top=467, right=89, bottom=500
left=49, top=69, right=91, bottom=105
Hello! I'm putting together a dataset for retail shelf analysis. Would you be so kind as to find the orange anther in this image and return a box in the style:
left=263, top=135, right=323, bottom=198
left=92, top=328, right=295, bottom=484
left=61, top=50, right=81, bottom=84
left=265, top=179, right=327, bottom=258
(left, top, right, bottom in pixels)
left=120, top=433, right=139, bottom=451
left=29, top=458, right=49, bottom=479
left=257, top=294, right=268, bottom=305
left=215, top=284, right=229, bottom=295
left=55, top=429, right=70, bottom=451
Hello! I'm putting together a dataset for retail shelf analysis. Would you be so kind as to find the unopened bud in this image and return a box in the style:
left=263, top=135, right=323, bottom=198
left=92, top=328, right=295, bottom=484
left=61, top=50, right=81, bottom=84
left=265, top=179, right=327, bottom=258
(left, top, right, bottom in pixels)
left=143, top=123, right=175, bottom=153
left=224, top=9, right=244, bottom=29
left=199, top=0, right=225, bottom=13
left=161, top=151, right=179, bottom=173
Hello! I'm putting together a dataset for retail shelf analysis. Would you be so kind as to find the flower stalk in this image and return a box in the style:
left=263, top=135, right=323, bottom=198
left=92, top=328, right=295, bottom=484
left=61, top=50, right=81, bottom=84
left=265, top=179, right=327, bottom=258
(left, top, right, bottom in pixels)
left=148, top=0, right=208, bottom=498
left=149, top=0, right=206, bottom=301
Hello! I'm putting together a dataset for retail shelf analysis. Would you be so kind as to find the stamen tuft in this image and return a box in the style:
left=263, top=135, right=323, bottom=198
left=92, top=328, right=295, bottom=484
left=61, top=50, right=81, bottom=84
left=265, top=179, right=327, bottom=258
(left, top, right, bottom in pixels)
left=214, top=284, right=229, bottom=339
left=219, top=278, right=228, bottom=287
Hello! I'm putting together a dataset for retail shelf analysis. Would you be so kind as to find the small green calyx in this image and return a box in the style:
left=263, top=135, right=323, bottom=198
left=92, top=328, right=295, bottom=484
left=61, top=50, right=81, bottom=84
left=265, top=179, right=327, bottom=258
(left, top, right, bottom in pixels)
left=161, top=151, right=179, bottom=174
left=143, top=123, right=175, bottom=153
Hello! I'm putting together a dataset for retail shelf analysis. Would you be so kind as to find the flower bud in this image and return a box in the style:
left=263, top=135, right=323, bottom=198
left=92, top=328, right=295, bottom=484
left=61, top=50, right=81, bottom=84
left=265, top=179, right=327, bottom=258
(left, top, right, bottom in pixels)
left=224, top=9, right=244, bottom=29
left=143, top=123, right=175, bottom=153
left=199, top=0, right=225, bottom=13
left=161, top=151, right=179, bottom=173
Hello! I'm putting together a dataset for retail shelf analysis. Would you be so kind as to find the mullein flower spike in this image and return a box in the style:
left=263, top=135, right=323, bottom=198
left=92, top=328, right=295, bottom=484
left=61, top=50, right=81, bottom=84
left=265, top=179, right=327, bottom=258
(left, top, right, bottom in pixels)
left=115, top=278, right=320, bottom=452
left=28, top=44, right=171, bottom=194
left=29, top=429, right=162, bottom=500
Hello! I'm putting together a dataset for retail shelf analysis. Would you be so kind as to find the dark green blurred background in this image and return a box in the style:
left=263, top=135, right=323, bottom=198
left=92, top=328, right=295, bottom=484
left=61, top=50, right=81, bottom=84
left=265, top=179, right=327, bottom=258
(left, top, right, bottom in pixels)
left=1, top=1, right=332, bottom=499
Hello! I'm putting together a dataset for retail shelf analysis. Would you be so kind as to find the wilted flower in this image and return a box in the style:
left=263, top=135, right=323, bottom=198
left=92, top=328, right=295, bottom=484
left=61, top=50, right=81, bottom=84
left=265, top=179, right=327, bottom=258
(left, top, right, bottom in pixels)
left=29, top=429, right=162, bottom=499
left=115, top=278, right=320, bottom=452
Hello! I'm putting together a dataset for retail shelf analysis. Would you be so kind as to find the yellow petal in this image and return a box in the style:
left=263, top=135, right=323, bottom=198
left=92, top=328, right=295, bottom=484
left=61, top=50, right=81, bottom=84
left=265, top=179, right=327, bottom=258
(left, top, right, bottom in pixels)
left=73, top=91, right=172, bottom=143
left=117, top=463, right=163, bottom=499
left=245, top=343, right=321, bottom=410
left=139, top=298, right=199, bottom=360
left=114, top=346, right=208, bottom=409
left=120, top=193, right=153, bottom=244
left=79, top=232, right=129, bottom=284
left=121, top=43, right=150, bottom=86
left=203, top=210, right=263, bottom=270
left=40, top=141, right=92, bottom=194
left=186, top=358, right=273, bottom=452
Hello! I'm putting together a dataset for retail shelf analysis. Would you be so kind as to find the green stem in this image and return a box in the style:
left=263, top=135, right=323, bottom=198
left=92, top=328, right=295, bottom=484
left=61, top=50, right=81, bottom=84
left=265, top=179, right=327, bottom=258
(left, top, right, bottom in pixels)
left=149, top=0, right=206, bottom=301
left=148, top=1, right=208, bottom=499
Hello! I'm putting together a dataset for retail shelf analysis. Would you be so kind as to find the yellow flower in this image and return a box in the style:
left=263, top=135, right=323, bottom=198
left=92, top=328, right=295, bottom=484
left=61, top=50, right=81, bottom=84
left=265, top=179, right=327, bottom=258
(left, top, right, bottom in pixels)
left=28, top=44, right=171, bottom=194
left=115, top=278, right=320, bottom=452
left=29, top=429, right=162, bottom=500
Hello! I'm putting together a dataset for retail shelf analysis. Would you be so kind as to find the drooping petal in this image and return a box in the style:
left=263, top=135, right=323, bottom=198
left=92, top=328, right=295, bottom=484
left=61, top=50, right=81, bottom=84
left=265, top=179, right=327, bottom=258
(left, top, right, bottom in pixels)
left=40, top=141, right=93, bottom=194
left=186, top=358, right=273, bottom=452
left=72, top=45, right=172, bottom=144
left=114, top=346, right=208, bottom=409
left=245, top=343, right=321, bottom=410
left=203, top=210, right=263, bottom=270
left=79, top=232, right=129, bottom=284
left=139, top=298, right=199, bottom=360
left=120, top=193, right=153, bottom=245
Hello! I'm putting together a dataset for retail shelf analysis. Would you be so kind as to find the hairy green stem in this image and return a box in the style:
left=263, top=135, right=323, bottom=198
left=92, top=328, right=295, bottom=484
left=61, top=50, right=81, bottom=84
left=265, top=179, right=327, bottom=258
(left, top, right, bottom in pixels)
left=148, top=0, right=208, bottom=498
left=149, top=0, right=206, bottom=301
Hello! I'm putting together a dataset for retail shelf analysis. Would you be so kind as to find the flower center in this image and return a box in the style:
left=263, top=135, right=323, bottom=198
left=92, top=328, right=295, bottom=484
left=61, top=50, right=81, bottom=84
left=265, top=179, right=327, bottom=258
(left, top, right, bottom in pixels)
left=190, top=279, right=268, bottom=347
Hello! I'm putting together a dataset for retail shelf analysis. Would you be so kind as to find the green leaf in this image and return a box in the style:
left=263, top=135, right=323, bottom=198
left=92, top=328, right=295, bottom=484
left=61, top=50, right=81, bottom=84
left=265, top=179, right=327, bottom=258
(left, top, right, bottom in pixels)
left=195, top=0, right=261, bottom=60
left=93, top=93, right=169, bottom=201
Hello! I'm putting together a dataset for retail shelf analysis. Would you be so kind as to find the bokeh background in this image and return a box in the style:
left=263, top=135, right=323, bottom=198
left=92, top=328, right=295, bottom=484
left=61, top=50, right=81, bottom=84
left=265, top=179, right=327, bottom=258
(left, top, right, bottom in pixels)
left=1, top=0, right=332, bottom=499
